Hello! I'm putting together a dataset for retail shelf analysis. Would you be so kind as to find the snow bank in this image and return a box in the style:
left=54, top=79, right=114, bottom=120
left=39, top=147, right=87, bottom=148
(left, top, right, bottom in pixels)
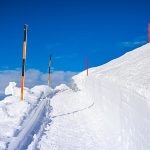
left=5, top=82, right=17, bottom=95
left=55, top=84, right=70, bottom=92
left=0, top=82, right=53, bottom=149
left=1, top=43, right=150, bottom=150
left=38, top=43, right=150, bottom=150
left=73, top=43, right=150, bottom=99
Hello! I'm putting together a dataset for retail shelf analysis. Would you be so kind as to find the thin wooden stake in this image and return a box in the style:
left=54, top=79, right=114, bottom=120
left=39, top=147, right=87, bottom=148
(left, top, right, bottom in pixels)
left=21, top=24, right=28, bottom=100
left=48, top=54, right=52, bottom=86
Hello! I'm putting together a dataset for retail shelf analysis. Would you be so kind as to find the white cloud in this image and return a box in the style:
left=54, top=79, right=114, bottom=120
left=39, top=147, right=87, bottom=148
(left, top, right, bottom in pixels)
left=0, top=69, right=78, bottom=96
left=121, top=36, right=147, bottom=48
left=121, top=41, right=146, bottom=47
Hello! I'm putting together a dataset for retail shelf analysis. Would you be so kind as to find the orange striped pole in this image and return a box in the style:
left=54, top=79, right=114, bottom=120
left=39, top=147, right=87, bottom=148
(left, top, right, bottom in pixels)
left=86, top=56, right=88, bottom=76
left=48, top=54, right=52, bottom=86
left=148, top=23, right=150, bottom=43
left=21, top=24, right=28, bottom=100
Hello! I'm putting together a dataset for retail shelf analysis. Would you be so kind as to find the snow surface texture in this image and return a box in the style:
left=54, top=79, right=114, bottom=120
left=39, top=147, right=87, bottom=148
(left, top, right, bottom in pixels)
left=37, top=44, right=150, bottom=150
left=0, top=83, right=53, bottom=149
left=0, top=43, right=150, bottom=150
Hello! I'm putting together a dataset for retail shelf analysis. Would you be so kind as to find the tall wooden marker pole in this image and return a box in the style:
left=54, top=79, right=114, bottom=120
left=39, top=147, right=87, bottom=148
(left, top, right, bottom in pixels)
left=148, top=23, right=150, bottom=43
left=21, top=24, right=28, bottom=100
left=86, top=56, right=88, bottom=76
left=48, top=54, right=52, bottom=86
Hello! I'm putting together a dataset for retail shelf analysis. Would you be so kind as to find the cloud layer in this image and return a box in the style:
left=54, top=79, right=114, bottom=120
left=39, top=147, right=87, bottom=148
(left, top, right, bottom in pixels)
left=121, top=36, right=147, bottom=48
left=121, top=41, right=146, bottom=47
left=0, top=69, right=77, bottom=95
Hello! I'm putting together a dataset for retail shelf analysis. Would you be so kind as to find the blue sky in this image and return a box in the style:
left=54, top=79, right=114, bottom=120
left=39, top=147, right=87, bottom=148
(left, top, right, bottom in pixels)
left=0, top=0, right=149, bottom=73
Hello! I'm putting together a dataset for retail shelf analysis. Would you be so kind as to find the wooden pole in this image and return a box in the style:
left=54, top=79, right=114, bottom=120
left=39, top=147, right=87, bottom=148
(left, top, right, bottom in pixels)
left=21, top=24, right=28, bottom=100
left=48, top=54, right=52, bottom=86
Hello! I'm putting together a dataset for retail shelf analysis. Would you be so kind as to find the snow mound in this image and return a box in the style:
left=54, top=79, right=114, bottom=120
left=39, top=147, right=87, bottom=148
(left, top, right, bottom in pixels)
left=55, top=84, right=70, bottom=92
left=74, top=43, right=150, bottom=98
left=38, top=43, right=150, bottom=150
left=5, top=82, right=31, bottom=98
left=31, top=85, right=53, bottom=98
left=0, top=83, right=53, bottom=149
left=5, top=82, right=16, bottom=95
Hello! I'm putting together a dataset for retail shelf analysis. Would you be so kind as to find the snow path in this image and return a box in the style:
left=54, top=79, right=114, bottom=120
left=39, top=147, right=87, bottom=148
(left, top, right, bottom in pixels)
left=7, top=96, right=52, bottom=150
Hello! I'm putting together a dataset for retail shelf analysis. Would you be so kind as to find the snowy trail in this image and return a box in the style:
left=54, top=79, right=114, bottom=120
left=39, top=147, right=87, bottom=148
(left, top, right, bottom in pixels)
left=7, top=97, right=51, bottom=150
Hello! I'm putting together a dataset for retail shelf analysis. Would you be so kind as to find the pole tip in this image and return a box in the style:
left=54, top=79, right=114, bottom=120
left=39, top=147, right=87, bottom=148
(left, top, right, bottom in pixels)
left=24, top=24, right=28, bottom=29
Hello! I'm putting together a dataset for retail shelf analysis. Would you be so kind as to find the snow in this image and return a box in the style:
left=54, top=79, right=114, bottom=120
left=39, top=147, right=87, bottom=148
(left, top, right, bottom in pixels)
left=37, top=43, right=150, bottom=150
left=8, top=97, right=50, bottom=150
left=1, top=43, right=150, bottom=149
left=0, top=83, right=53, bottom=149
left=5, top=82, right=17, bottom=95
